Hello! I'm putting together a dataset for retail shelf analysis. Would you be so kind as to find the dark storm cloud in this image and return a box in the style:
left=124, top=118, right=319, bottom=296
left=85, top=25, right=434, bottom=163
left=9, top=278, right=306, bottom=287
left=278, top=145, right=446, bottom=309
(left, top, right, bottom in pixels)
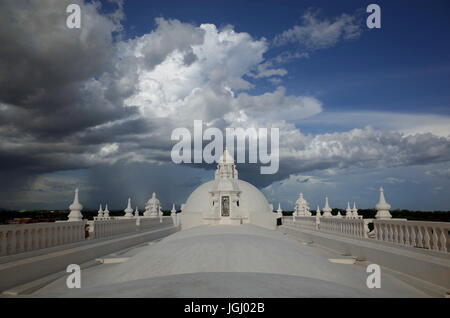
left=1, top=1, right=450, bottom=210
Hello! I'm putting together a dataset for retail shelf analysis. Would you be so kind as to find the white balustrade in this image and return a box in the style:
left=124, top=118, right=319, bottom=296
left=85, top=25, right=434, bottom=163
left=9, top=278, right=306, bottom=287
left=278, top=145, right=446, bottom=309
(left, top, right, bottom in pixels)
left=282, top=216, right=450, bottom=254
left=138, top=216, right=174, bottom=230
left=319, top=217, right=372, bottom=238
left=0, top=221, right=85, bottom=256
left=88, top=216, right=175, bottom=239
left=373, top=219, right=450, bottom=253
left=89, top=218, right=137, bottom=239
left=282, top=216, right=318, bottom=230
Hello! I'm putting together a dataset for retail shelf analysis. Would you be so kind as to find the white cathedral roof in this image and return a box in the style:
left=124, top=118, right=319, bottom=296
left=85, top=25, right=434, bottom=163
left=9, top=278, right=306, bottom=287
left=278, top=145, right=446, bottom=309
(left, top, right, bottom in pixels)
left=181, top=149, right=276, bottom=229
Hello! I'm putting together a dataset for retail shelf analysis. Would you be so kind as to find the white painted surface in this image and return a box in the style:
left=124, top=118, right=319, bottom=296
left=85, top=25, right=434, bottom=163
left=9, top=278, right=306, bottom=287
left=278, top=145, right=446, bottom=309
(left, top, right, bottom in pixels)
left=34, top=224, right=428, bottom=297
left=181, top=150, right=276, bottom=230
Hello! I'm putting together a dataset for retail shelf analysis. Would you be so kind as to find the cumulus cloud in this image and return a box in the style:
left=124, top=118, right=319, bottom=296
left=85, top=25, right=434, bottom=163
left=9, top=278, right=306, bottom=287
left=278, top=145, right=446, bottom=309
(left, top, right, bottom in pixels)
left=1, top=1, right=449, bottom=210
left=273, top=9, right=362, bottom=49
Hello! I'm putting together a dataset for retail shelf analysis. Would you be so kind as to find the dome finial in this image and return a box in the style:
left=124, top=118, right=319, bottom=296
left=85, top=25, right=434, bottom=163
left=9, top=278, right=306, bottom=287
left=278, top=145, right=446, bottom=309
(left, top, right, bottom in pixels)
left=276, top=203, right=283, bottom=218
left=216, top=147, right=237, bottom=179
left=352, top=202, right=359, bottom=218
left=103, top=204, right=110, bottom=217
left=322, top=196, right=332, bottom=217
left=97, top=204, right=104, bottom=218
left=68, top=188, right=83, bottom=221
left=375, top=187, right=392, bottom=219
left=124, top=197, right=134, bottom=218
left=171, top=203, right=177, bottom=216
left=345, top=201, right=352, bottom=218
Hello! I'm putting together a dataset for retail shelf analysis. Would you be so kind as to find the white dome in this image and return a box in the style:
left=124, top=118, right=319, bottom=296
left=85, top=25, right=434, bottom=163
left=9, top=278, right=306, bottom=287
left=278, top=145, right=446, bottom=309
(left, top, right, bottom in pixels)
left=183, top=179, right=271, bottom=214
left=180, top=149, right=276, bottom=230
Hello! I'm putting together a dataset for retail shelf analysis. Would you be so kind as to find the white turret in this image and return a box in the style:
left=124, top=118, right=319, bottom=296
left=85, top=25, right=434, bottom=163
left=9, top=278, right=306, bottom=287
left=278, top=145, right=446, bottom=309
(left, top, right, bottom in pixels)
left=215, top=148, right=238, bottom=179
left=134, top=206, right=139, bottom=217
left=103, top=204, right=110, bottom=217
left=316, top=205, right=321, bottom=217
left=124, top=198, right=134, bottom=218
left=68, top=188, right=83, bottom=221
left=276, top=203, right=283, bottom=218
left=352, top=202, right=359, bottom=218
left=345, top=202, right=352, bottom=218
left=144, top=192, right=161, bottom=217
left=97, top=204, right=104, bottom=218
left=294, top=193, right=311, bottom=216
left=322, top=196, right=332, bottom=217
left=375, top=187, right=392, bottom=219
left=171, top=203, right=177, bottom=216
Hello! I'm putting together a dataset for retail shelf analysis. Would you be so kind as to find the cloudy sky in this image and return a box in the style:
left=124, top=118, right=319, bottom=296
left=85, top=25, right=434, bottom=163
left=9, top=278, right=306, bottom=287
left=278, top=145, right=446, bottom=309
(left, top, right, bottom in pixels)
left=1, top=0, right=450, bottom=211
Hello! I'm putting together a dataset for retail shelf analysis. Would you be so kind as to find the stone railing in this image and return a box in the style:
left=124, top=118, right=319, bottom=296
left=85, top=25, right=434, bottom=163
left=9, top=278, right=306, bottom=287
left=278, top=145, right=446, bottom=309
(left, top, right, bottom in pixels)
left=282, top=216, right=450, bottom=254
left=138, top=216, right=174, bottom=230
left=89, top=218, right=137, bottom=239
left=89, top=216, right=176, bottom=239
left=0, top=221, right=85, bottom=256
left=373, top=219, right=450, bottom=253
left=283, top=216, right=317, bottom=230
left=319, top=217, right=372, bottom=238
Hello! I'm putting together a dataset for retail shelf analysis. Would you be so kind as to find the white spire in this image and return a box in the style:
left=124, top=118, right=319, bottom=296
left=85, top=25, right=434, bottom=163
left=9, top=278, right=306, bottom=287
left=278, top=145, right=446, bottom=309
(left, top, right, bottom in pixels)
left=316, top=205, right=321, bottom=217
left=322, top=196, right=332, bottom=217
left=219, top=147, right=234, bottom=164
left=134, top=206, right=139, bottom=217
left=97, top=204, right=104, bottom=218
left=68, top=188, right=83, bottom=221
left=103, top=204, right=110, bottom=217
left=345, top=202, right=352, bottom=218
left=124, top=197, right=134, bottom=218
left=276, top=203, right=283, bottom=218
left=216, top=148, right=238, bottom=179
left=171, top=203, right=177, bottom=216
left=144, top=192, right=161, bottom=217
left=375, top=187, right=392, bottom=219
left=294, top=193, right=311, bottom=216
left=352, top=202, right=359, bottom=218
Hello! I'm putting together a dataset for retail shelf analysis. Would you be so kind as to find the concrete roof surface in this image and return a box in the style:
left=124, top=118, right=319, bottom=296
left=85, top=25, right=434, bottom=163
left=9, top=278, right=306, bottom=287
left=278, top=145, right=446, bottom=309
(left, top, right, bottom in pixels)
left=34, top=225, right=428, bottom=297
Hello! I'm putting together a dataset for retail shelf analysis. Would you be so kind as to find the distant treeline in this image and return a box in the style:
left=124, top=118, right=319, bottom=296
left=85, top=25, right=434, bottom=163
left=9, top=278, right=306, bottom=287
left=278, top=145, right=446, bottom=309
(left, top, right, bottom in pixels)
left=0, top=210, right=174, bottom=224
left=282, top=209, right=450, bottom=222
left=0, top=209, right=449, bottom=224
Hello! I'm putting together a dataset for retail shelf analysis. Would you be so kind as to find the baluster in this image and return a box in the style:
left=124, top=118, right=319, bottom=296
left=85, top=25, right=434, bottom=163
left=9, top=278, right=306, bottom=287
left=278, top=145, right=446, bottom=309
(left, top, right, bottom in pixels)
left=43, top=228, right=48, bottom=248
left=39, top=228, right=45, bottom=248
left=423, top=226, right=431, bottom=249
left=7, top=231, right=16, bottom=255
left=409, top=225, right=416, bottom=247
left=58, top=226, right=63, bottom=245
left=388, top=223, right=393, bottom=242
left=416, top=226, right=424, bottom=248
left=439, top=228, right=448, bottom=252
left=380, top=223, right=385, bottom=241
left=17, top=230, right=24, bottom=253
left=432, top=227, right=440, bottom=251
left=53, top=227, right=57, bottom=246
left=376, top=224, right=382, bottom=241
left=384, top=223, right=389, bottom=241
left=70, top=225, right=75, bottom=242
left=392, top=224, right=398, bottom=244
left=0, top=231, right=6, bottom=255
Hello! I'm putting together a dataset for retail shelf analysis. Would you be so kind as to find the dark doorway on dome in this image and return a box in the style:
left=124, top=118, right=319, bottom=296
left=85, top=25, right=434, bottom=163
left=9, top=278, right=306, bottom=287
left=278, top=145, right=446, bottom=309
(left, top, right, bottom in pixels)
left=221, top=196, right=230, bottom=217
